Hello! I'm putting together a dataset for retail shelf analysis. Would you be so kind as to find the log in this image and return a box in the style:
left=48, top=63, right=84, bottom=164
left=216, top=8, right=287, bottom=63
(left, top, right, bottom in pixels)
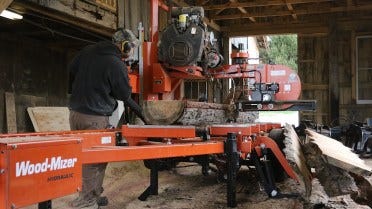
left=143, top=100, right=259, bottom=125
left=185, top=101, right=229, bottom=109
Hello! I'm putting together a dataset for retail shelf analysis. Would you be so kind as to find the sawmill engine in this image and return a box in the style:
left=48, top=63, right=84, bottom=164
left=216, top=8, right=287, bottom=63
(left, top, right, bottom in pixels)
left=158, top=7, right=223, bottom=71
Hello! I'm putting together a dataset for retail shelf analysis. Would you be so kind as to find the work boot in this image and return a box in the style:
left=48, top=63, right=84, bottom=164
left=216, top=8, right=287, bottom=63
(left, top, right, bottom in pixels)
left=97, top=196, right=108, bottom=206
left=360, top=152, right=372, bottom=158
left=80, top=203, right=100, bottom=209
left=69, top=196, right=98, bottom=209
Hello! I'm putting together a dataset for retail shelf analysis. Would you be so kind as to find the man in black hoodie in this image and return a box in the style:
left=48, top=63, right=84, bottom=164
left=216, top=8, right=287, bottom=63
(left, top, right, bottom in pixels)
left=68, top=29, right=146, bottom=209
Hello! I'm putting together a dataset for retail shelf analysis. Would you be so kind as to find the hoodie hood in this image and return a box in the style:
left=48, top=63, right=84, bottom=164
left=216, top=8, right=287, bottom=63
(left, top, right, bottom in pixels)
left=94, top=41, right=122, bottom=58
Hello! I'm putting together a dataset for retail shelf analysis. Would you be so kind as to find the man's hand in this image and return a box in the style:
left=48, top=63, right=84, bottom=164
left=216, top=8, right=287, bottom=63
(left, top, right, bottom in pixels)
left=138, top=114, right=150, bottom=125
left=135, top=116, right=150, bottom=125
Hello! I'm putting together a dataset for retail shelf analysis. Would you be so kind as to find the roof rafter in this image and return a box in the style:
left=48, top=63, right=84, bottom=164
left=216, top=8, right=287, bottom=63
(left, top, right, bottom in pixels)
left=285, top=1, right=298, bottom=20
left=172, top=0, right=221, bottom=31
left=215, top=0, right=256, bottom=22
left=210, top=4, right=372, bottom=20
left=222, top=21, right=329, bottom=36
left=203, top=0, right=333, bottom=11
left=196, top=0, right=210, bottom=6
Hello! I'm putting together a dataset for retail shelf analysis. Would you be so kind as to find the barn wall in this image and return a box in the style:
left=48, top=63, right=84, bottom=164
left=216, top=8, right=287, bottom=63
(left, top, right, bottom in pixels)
left=26, top=0, right=118, bottom=30
left=298, top=35, right=330, bottom=124
left=338, top=23, right=372, bottom=125
left=0, top=0, right=152, bottom=133
left=124, top=0, right=150, bottom=39
left=299, top=19, right=372, bottom=126
left=0, top=34, right=71, bottom=133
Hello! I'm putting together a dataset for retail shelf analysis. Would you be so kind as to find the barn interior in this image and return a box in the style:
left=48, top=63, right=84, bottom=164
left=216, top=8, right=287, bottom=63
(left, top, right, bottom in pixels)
left=1, top=1, right=372, bottom=209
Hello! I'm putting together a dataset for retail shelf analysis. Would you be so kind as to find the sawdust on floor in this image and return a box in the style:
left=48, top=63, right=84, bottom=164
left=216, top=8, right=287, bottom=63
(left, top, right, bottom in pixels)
left=24, top=161, right=305, bottom=209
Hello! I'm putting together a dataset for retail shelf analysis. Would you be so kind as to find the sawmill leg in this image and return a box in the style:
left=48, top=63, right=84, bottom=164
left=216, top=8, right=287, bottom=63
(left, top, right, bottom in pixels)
left=251, top=149, right=278, bottom=197
left=226, top=133, right=239, bottom=208
left=138, top=160, right=159, bottom=201
left=38, top=200, right=52, bottom=209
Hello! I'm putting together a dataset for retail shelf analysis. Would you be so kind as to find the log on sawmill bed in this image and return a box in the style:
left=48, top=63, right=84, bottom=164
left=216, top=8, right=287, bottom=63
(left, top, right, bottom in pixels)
left=143, top=100, right=258, bottom=125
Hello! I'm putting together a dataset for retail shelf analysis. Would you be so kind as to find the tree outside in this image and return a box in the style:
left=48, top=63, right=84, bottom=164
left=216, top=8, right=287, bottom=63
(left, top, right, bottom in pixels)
left=259, top=34, right=298, bottom=71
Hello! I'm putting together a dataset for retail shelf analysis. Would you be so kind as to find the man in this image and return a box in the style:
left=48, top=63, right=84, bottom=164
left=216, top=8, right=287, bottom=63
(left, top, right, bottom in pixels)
left=68, top=29, right=146, bottom=209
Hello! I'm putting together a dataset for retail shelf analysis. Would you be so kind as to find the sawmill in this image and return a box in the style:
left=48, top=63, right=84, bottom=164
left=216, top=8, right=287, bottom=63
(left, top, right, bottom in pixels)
left=1, top=1, right=372, bottom=209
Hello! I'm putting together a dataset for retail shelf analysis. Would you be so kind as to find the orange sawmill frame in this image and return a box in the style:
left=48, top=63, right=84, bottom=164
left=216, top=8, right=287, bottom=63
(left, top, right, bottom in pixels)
left=0, top=123, right=297, bottom=209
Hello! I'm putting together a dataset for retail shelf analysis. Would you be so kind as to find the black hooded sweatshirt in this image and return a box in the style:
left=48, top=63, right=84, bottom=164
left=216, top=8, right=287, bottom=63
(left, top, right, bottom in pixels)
left=69, top=41, right=143, bottom=119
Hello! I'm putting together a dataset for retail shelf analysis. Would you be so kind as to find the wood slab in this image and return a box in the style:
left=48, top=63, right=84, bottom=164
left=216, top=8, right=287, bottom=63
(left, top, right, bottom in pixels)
left=27, top=107, right=70, bottom=132
left=306, top=129, right=372, bottom=176
left=283, top=124, right=312, bottom=198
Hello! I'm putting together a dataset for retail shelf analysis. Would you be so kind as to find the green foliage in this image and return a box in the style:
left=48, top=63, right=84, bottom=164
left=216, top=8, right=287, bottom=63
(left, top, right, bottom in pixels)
left=259, top=35, right=298, bottom=71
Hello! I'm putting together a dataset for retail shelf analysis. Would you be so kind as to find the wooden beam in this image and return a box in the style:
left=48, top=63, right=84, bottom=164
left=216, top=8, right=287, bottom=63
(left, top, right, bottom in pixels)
left=210, top=4, right=372, bottom=20
left=11, top=1, right=114, bottom=37
left=172, top=0, right=221, bottom=31
left=351, top=30, right=356, bottom=101
left=232, top=0, right=256, bottom=22
left=302, top=83, right=328, bottom=91
left=337, top=16, right=372, bottom=30
left=171, top=0, right=189, bottom=7
left=215, top=8, right=225, bottom=16
left=202, top=17, right=221, bottom=31
left=203, top=0, right=333, bottom=11
left=328, top=19, right=340, bottom=125
left=347, top=0, right=353, bottom=7
left=285, top=2, right=298, bottom=20
left=222, top=22, right=329, bottom=36
left=196, top=0, right=210, bottom=5
left=214, top=0, right=256, bottom=22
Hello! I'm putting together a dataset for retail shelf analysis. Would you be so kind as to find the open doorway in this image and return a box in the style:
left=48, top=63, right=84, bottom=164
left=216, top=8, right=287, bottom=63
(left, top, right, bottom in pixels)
left=229, top=34, right=299, bottom=126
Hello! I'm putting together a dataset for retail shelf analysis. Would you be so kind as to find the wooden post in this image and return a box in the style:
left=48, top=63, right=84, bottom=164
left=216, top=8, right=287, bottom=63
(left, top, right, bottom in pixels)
left=5, top=92, right=17, bottom=133
left=351, top=30, right=356, bottom=102
left=117, top=0, right=125, bottom=28
left=328, top=19, right=340, bottom=125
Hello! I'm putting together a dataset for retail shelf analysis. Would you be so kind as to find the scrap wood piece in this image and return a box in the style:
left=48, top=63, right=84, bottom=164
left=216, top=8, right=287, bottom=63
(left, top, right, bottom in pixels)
left=306, top=129, right=372, bottom=176
left=0, top=0, right=13, bottom=12
left=27, top=107, right=70, bottom=132
left=283, top=123, right=312, bottom=198
left=5, top=92, right=17, bottom=133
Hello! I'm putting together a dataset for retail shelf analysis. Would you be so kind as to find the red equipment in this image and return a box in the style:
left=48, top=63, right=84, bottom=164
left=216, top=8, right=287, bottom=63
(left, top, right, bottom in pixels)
left=0, top=1, right=312, bottom=208
left=130, top=2, right=315, bottom=111
left=0, top=124, right=296, bottom=209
